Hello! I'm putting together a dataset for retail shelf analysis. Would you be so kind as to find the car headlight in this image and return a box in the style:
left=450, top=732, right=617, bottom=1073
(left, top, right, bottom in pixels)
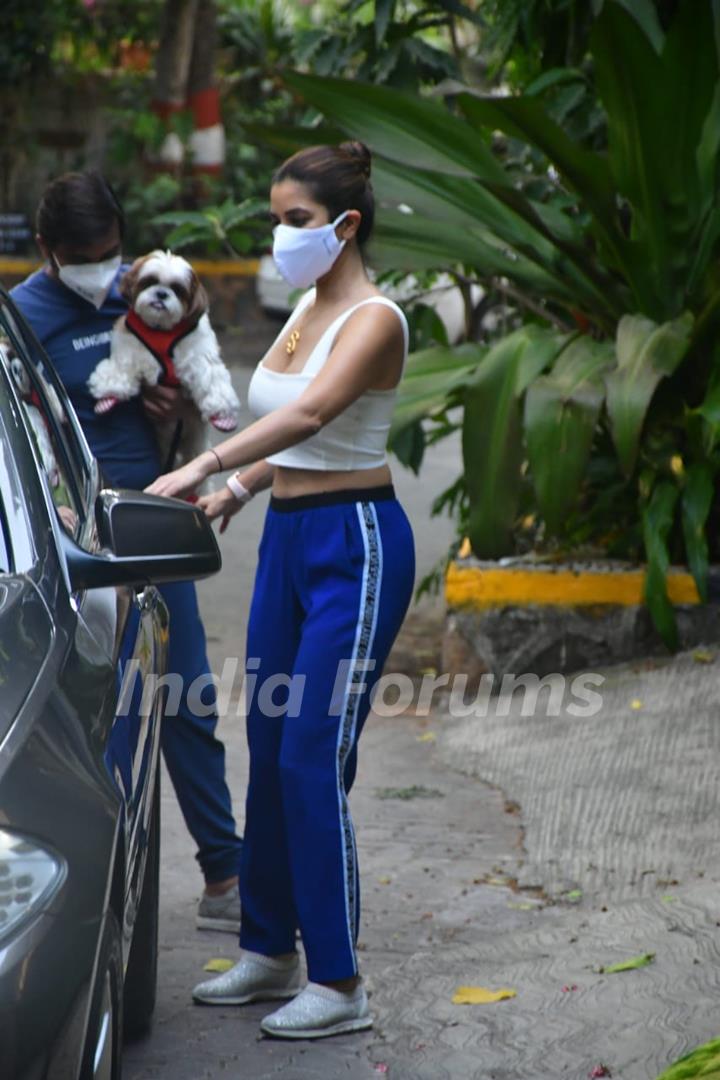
left=0, top=830, right=66, bottom=943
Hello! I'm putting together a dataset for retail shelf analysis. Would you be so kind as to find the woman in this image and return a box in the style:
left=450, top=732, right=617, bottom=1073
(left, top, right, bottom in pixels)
left=147, top=141, right=415, bottom=1039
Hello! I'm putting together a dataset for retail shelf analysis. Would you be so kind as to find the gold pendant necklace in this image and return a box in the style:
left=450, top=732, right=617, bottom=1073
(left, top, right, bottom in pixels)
left=286, top=329, right=300, bottom=355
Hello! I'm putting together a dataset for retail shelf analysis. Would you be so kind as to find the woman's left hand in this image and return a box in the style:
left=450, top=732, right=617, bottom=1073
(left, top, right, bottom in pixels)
left=145, top=457, right=209, bottom=499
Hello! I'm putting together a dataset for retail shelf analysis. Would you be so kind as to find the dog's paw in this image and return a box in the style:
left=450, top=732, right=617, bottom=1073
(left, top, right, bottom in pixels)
left=210, top=412, right=238, bottom=432
left=95, top=396, right=120, bottom=415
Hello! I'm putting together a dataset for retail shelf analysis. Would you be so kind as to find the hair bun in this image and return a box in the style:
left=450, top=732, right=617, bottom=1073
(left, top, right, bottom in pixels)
left=339, top=140, right=372, bottom=180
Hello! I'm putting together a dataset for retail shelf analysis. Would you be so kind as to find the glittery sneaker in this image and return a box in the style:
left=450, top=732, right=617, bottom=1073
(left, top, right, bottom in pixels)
left=260, top=981, right=373, bottom=1039
left=196, top=887, right=241, bottom=933
left=192, top=950, right=301, bottom=1006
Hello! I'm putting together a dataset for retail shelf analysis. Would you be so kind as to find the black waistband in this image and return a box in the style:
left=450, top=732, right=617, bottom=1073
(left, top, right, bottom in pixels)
left=269, top=484, right=396, bottom=513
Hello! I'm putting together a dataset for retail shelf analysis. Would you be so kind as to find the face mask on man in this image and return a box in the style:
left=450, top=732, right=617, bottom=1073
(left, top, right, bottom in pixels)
left=52, top=253, right=122, bottom=309
left=272, top=211, right=350, bottom=289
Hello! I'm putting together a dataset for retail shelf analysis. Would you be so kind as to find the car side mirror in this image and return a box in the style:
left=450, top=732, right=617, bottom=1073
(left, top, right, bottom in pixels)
left=60, top=489, right=221, bottom=591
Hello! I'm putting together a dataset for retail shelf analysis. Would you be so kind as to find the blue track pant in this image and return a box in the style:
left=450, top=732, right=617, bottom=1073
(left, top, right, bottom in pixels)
left=239, top=486, right=415, bottom=982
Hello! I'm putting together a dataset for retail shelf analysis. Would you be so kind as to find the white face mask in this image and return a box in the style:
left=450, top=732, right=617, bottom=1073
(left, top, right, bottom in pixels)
left=53, top=254, right=122, bottom=309
left=272, top=212, right=350, bottom=289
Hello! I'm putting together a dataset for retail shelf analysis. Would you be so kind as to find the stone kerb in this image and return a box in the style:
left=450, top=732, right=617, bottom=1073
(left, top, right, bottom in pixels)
left=443, top=556, right=720, bottom=682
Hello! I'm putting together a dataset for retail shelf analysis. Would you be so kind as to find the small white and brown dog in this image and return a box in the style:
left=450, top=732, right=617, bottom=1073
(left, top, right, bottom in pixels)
left=87, top=250, right=240, bottom=477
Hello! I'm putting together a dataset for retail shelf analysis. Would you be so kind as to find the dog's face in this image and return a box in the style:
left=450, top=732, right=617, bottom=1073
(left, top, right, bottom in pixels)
left=120, top=250, right=207, bottom=331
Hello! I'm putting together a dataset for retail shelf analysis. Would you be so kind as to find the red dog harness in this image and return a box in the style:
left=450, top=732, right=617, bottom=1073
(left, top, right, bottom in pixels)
left=125, top=309, right=200, bottom=388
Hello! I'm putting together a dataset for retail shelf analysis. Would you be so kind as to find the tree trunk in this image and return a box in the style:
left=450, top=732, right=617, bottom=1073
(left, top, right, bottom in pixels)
left=151, top=0, right=225, bottom=176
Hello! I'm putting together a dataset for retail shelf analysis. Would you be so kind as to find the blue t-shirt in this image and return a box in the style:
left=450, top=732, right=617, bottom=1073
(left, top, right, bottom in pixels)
left=11, top=268, right=162, bottom=490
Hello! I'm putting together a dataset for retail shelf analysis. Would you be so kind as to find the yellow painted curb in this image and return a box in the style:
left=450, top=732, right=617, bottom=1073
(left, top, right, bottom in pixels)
left=446, top=563, right=701, bottom=609
left=0, top=257, right=259, bottom=278
left=0, top=258, right=39, bottom=275
left=189, top=258, right=259, bottom=276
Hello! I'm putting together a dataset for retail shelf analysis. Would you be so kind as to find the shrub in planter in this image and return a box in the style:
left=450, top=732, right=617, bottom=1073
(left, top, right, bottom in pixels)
left=284, top=0, right=720, bottom=647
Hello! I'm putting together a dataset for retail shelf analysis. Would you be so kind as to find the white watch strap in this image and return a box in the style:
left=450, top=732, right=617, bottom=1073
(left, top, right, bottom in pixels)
left=226, top=473, right=253, bottom=503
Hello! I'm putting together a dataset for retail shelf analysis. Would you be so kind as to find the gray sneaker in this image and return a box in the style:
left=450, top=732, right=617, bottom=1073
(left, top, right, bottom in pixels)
left=196, top=887, right=241, bottom=933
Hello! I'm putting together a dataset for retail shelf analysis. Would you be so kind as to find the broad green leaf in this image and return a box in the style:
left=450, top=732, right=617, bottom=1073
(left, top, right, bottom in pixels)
left=458, top=92, right=634, bottom=311
left=373, top=161, right=604, bottom=309
left=524, top=67, right=588, bottom=97
left=458, top=94, right=616, bottom=240
left=374, top=0, right=395, bottom=46
left=284, top=72, right=509, bottom=183
left=159, top=222, right=217, bottom=251
left=699, top=87, right=720, bottom=218
left=591, top=3, right=669, bottom=314
left=244, top=120, right=347, bottom=157
left=599, top=951, right=656, bottom=974
left=371, top=207, right=587, bottom=309
left=152, top=210, right=212, bottom=228
left=390, top=419, right=425, bottom=474
left=390, top=343, right=485, bottom=441
left=681, top=463, right=714, bottom=602
left=525, top=337, right=614, bottom=534
left=661, top=0, right=719, bottom=216
left=371, top=208, right=520, bottom=276
left=221, top=198, right=268, bottom=230
left=605, top=313, right=694, bottom=476
left=464, top=328, right=568, bottom=557
left=592, top=0, right=664, bottom=51
left=592, top=1, right=719, bottom=314
left=697, top=380, right=720, bottom=426
left=464, top=364, right=523, bottom=559
left=656, top=1036, right=720, bottom=1080
left=643, top=482, right=680, bottom=649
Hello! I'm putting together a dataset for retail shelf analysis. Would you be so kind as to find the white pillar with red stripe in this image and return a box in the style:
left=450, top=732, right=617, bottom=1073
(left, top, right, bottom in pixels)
left=188, top=86, right=225, bottom=175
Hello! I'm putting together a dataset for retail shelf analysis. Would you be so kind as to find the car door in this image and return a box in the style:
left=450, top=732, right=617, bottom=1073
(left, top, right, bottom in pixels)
left=0, top=297, right=165, bottom=921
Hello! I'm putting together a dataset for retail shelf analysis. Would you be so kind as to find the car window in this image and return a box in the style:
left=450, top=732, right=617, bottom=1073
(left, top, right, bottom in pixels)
left=0, top=299, right=93, bottom=509
left=0, top=298, right=98, bottom=542
left=0, top=329, right=82, bottom=541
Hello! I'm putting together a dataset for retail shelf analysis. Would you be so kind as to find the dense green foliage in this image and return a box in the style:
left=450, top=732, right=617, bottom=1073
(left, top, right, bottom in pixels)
left=285, top=0, right=720, bottom=644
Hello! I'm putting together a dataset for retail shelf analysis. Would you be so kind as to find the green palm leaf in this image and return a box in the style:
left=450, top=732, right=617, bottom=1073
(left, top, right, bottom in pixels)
left=284, top=71, right=509, bottom=183
left=525, top=337, right=614, bottom=534
left=605, top=313, right=694, bottom=476
left=464, top=327, right=570, bottom=557
left=655, top=1036, right=720, bottom=1079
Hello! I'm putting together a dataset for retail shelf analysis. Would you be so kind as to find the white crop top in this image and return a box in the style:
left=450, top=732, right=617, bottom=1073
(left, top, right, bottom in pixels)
left=247, top=290, right=409, bottom=471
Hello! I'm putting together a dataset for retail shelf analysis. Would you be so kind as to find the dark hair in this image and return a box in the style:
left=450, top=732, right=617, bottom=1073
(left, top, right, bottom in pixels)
left=36, top=170, right=125, bottom=249
left=272, top=141, right=374, bottom=246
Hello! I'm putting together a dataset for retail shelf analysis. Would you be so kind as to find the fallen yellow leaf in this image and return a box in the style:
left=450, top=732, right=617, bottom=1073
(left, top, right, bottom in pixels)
left=452, top=986, right=517, bottom=1005
left=693, top=650, right=715, bottom=663
left=378, top=876, right=392, bottom=885
left=203, top=958, right=234, bottom=973
left=417, top=732, right=437, bottom=743
left=630, top=699, right=643, bottom=710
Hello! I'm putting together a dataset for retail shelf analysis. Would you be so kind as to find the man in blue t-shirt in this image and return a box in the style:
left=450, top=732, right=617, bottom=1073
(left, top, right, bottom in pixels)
left=12, top=171, right=242, bottom=932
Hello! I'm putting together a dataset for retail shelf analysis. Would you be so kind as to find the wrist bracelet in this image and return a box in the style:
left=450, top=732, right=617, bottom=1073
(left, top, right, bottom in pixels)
left=226, top=472, right=253, bottom=504
left=208, top=447, right=223, bottom=473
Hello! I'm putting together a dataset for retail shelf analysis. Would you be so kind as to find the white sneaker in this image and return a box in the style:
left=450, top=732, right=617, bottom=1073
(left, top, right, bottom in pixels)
left=192, top=950, right=301, bottom=1006
left=260, top=981, right=373, bottom=1039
